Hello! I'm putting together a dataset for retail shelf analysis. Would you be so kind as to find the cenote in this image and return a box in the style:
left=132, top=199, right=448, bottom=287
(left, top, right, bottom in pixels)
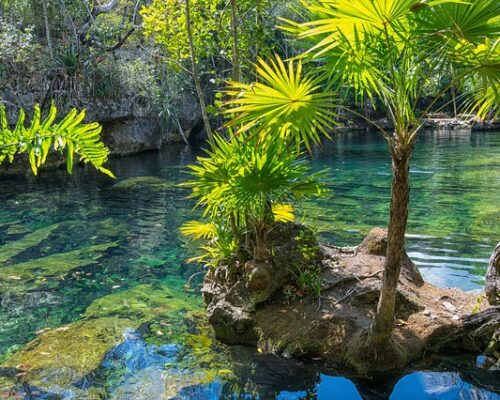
left=0, top=130, right=499, bottom=399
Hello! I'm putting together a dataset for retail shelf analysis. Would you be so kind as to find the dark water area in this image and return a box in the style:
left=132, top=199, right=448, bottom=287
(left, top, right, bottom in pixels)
left=0, top=130, right=498, bottom=399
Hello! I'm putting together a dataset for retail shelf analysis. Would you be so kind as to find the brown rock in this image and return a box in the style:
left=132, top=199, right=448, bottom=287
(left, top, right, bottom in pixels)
left=485, top=242, right=500, bottom=305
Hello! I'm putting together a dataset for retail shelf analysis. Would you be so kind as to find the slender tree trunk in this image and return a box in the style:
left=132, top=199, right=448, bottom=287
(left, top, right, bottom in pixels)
left=41, top=0, right=54, bottom=59
left=371, top=143, right=411, bottom=345
left=451, top=84, right=457, bottom=118
left=184, top=0, right=214, bottom=142
left=230, top=0, right=241, bottom=82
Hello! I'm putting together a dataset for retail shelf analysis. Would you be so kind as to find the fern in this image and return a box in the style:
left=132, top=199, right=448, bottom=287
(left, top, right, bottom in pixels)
left=0, top=103, right=114, bottom=177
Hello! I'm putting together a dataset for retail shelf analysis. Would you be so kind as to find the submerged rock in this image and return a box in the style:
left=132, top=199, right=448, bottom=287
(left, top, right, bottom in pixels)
left=0, top=222, right=60, bottom=264
left=0, top=242, right=118, bottom=293
left=0, top=275, right=208, bottom=395
left=3, top=317, right=138, bottom=389
left=109, top=176, right=177, bottom=191
left=83, top=277, right=202, bottom=329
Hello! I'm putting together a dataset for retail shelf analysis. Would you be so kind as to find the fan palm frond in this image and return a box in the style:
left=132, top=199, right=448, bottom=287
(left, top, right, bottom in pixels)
left=225, top=55, right=337, bottom=151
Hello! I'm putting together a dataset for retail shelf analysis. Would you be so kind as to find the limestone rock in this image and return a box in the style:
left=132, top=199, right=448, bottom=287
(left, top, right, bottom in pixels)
left=245, top=261, right=274, bottom=304
left=3, top=318, right=137, bottom=389
left=485, top=242, right=500, bottom=305
left=358, top=227, right=424, bottom=286
left=202, top=227, right=498, bottom=373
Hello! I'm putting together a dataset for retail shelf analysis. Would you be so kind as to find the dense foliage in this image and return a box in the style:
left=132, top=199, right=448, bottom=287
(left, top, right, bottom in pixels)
left=181, top=131, right=326, bottom=265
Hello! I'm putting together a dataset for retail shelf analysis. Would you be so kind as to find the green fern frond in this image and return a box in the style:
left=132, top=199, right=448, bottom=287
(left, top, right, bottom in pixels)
left=0, top=103, right=114, bottom=177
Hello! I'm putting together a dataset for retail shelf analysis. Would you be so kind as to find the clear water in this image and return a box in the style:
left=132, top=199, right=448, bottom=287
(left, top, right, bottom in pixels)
left=0, top=130, right=498, bottom=399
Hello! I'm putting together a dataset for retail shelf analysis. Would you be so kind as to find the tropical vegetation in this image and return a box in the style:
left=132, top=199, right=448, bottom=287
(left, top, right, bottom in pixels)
left=0, top=0, right=499, bottom=390
left=0, top=103, right=113, bottom=176
left=185, top=0, right=500, bottom=354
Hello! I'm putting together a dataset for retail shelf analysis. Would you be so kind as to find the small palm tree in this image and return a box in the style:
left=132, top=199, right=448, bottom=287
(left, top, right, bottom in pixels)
left=225, top=0, right=499, bottom=357
left=181, top=132, right=327, bottom=264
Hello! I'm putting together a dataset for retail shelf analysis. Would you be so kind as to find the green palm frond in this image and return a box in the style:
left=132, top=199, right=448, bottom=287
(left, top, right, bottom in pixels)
left=0, top=103, right=114, bottom=177
left=184, top=133, right=327, bottom=220
left=180, top=221, right=217, bottom=240
left=225, top=55, right=337, bottom=151
left=417, top=0, right=500, bottom=44
left=288, top=0, right=418, bottom=53
left=455, top=38, right=500, bottom=120
left=283, top=0, right=499, bottom=124
left=272, top=204, right=295, bottom=222
left=415, top=0, right=500, bottom=119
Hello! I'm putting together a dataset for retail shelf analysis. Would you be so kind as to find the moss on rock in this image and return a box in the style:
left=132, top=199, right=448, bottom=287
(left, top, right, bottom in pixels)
left=0, top=223, right=61, bottom=263
left=0, top=242, right=118, bottom=293
left=3, top=317, right=137, bottom=389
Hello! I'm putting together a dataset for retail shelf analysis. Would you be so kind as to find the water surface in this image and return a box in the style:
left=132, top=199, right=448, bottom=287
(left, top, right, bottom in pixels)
left=0, top=129, right=498, bottom=399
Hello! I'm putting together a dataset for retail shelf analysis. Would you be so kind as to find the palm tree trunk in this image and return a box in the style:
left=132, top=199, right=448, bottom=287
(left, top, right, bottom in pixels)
left=185, top=0, right=214, bottom=142
left=371, top=145, right=411, bottom=345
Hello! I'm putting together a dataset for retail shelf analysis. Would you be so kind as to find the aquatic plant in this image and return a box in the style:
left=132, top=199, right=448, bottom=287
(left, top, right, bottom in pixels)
left=224, top=56, right=338, bottom=152
left=0, top=102, right=114, bottom=177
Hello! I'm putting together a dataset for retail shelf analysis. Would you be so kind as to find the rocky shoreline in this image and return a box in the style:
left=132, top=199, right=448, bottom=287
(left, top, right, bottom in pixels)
left=202, top=225, right=500, bottom=374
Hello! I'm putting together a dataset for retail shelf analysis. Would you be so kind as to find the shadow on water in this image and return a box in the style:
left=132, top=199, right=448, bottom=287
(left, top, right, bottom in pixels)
left=0, top=130, right=498, bottom=399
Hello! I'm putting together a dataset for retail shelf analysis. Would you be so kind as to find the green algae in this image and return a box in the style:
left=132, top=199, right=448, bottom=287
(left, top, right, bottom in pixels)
left=0, top=242, right=118, bottom=293
left=83, top=276, right=202, bottom=327
left=0, top=375, right=16, bottom=395
left=0, top=223, right=61, bottom=264
left=5, top=224, right=32, bottom=236
left=109, top=176, right=177, bottom=191
left=0, top=278, right=205, bottom=392
left=3, top=317, right=137, bottom=389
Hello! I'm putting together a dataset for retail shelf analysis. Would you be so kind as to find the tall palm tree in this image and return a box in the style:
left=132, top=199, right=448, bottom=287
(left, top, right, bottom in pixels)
left=226, top=0, right=499, bottom=352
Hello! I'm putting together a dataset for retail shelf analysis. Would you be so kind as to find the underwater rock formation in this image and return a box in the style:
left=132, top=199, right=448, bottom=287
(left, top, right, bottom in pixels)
left=3, top=317, right=138, bottom=388
left=0, top=276, right=204, bottom=394
left=0, top=223, right=60, bottom=264
left=203, top=226, right=500, bottom=373
left=0, top=242, right=118, bottom=294
left=108, top=176, right=177, bottom=191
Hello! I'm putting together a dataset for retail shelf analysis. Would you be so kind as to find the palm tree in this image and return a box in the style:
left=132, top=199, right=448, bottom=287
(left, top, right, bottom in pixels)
left=226, top=0, right=499, bottom=352
left=181, top=132, right=328, bottom=265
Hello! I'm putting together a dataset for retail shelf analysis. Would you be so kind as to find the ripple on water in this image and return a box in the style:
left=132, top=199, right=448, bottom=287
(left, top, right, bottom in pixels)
left=0, top=130, right=498, bottom=398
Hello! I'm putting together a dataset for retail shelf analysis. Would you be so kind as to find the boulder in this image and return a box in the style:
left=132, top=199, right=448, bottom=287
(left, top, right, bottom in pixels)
left=358, top=227, right=424, bottom=286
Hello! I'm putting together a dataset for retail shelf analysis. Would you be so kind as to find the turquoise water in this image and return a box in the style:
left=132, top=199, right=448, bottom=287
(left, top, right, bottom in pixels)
left=0, top=130, right=498, bottom=399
